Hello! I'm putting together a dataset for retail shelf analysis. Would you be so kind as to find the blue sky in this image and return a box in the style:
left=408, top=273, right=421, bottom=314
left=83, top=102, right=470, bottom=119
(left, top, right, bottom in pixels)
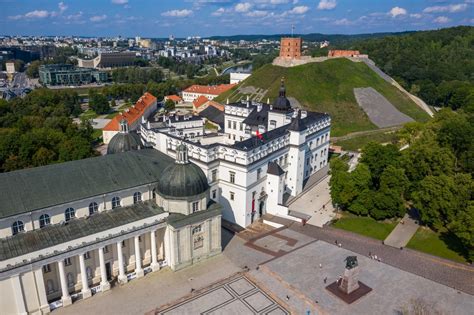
left=1, top=0, right=473, bottom=37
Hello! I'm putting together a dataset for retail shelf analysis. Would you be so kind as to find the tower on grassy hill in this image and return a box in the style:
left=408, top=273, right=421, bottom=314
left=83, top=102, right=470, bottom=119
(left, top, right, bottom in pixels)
left=280, top=37, right=302, bottom=59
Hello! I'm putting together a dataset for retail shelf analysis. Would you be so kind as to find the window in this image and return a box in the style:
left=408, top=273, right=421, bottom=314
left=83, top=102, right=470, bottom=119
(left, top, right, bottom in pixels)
left=192, top=201, right=199, bottom=213
left=138, top=236, right=142, bottom=242
left=239, top=122, right=243, bottom=131
left=43, top=264, right=51, bottom=273
left=46, top=279, right=55, bottom=294
left=122, top=240, right=126, bottom=248
left=84, top=252, right=91, bottom=260
left=65, top=207, right=75, bottom=222
left=64, top=258, right=72, bottom=266
left=211, top=169, right=217, bottom=182
left=89, top=202, right=99, bottom=215
left=67, top=273, right=74, bottom=287
left=12, top=221, right=24, bottom=235
left=232, top=121, right=236, bottom=129
left=257, top=168, right=262, bottom=180
left=112, top=196, right=121, bottom=209
left=192, top=225, right=202, bottom=234
left=104, top=245, right=109, bottom=253
left=86, top=267, right=93, bottom=280
left=230, top=191, right=235, bottom=201
left=270, top=120, right=276, bottom=129
left=229, top=171, right=235, bottom=184
left=152, top=189, right=156, bottom=199
left=227, top=120, right=231, bottom=128
left=212, top=189, right=217, bottom=199
left=39, top=214, right=50, bottom=228
left=133, top=192, right=142, bottom=204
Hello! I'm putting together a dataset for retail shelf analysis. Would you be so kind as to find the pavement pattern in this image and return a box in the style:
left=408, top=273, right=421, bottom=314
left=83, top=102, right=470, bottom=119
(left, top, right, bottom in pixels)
left=156, top=275, right=289, bottom=315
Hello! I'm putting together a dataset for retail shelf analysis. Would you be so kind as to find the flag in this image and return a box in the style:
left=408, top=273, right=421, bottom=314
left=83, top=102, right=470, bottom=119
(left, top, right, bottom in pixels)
left=256, top=130, right=263, bottom=140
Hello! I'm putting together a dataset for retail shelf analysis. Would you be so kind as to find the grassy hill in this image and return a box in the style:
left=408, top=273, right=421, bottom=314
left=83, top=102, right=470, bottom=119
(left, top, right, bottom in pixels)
left=216, top=59, right=430, bottom=136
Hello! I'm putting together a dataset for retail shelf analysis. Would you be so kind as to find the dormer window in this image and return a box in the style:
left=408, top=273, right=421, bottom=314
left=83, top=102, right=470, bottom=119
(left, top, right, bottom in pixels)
left=12, top=221, right=24, bottom=235
left=65, top=208, right=75, bottom=222
left=112, top=197, right=121, bottom=209
left=192, top=201, right=199, bottom=213
left=39, top=214, right=51, bottom=228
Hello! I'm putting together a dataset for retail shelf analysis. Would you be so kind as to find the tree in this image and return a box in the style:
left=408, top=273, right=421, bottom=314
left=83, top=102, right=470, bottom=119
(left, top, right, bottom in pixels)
left=164, top=99, right=176, bottom=112
left=89, top=92, right=110, bottom=114
left=360, top=142, right=400, bottom=188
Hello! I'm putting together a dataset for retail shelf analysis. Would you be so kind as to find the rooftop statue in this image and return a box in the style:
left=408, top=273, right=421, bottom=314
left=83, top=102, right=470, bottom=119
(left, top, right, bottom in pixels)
left=345, top=256, right=358, bottom=269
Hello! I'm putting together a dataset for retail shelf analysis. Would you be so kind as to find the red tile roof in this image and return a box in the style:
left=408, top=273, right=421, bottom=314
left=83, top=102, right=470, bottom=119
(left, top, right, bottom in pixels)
left=193, top=95, right=209, bottom=109
left=103, top=92, right=157, bottom=131
left=183, top=84, right=236, bottom=96
left=208, top=101, right=224, bottom=111
left=165, top=95, right=182, bottom=102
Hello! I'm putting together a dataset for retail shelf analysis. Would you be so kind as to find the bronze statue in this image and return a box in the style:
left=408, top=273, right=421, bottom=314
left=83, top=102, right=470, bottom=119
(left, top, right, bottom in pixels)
left=345, top=256, right=358, bottom=269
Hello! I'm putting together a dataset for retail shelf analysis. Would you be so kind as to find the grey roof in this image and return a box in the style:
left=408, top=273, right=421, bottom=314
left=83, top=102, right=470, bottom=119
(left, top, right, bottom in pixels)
left=0, top=149, right=174, bottom=219
left=0, top=201, right=164, bottom=261
left=167, top=201, right=221, bottom=229
left=273, top=81, right=292, bottom=111
left=199, top=106, right=224, bottom=128
left=107, top=131, right=142, bottom=154
left=242, top=104, right=270, bottom=127
left=233, top=111, right=329, bottom=151
left=157, top=161, right=209, bottom=198
left=267, top=161, right=285, bottom=176
left=288, top=111, right=306, bottom=132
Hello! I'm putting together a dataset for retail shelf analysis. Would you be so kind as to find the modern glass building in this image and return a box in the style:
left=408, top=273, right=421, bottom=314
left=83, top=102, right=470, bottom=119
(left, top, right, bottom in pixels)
left=39, top=64, right=108, bottom=86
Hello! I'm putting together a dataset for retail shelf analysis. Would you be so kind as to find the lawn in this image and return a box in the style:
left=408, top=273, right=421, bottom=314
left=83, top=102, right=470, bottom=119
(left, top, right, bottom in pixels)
left=407, top=227, right=469, bottom=264
left=215, top=59, right=430, bottom=137
left=80, top=109, right=99, bottom=120
left=333, top=130, right=399, bottom=151
left=332, top=213, right=397, bottom=240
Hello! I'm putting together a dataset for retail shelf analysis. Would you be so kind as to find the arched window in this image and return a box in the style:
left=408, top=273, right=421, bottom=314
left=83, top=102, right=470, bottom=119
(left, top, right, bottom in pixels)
left=89, top=202, right=98, bottom=215
left=39, top=214, right=50, bottom=228
left=11, top=221, right=24, bottom=235
left=112, top=197, right=121, bottom=209
left=86, top=266, right=93, bottom=280
left=46, top=279, right=55, bottom=294
left=133, top=192, right=142, bottom=204
left=152, top=189, right=156, bottom=199
left=65, top=208, right=75, bottom=222
left=67, top=273, right=74, bottom=287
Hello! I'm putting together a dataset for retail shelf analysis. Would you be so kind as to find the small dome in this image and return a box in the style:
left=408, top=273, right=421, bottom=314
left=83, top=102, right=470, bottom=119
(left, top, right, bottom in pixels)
left=107, top=132, right=141, bottom=154
left=107, top=119, right=141, bottom=155
left=273, top=78, right=291, bottom=111
left=156, top=144, right=209, bottom=198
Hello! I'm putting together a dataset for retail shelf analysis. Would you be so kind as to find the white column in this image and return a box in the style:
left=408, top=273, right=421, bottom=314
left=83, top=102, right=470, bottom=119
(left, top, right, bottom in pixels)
left=116, top=241, right=128, bottom=284
left=34, top=268, right=50, bottom=314
left=98, top=247, right=111, bottom=291
left=57, top=260, right=72, bottom=306
left=11, top=275, right=27, bottom=315
left=134, top=235, right=144, bottom=278
left=78, top=254, right=91, bottom=299
left=150, top=230, right=160, bottom=272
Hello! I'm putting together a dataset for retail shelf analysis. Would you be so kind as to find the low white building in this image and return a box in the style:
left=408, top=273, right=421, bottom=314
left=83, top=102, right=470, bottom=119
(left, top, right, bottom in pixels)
left=181, top=84, right=235, bottom=103
left=230, top=72, right=251, bottom=84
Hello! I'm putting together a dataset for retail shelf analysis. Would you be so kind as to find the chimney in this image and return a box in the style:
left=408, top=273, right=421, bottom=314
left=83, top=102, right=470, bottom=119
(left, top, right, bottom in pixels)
left=301, top=110, right=307, bottom=119
left=267, top=98, right=270, bottom=104
left=246, top=95, right=250, bottom=108
left=257, top=103, right=262, bottom=112
left=226, top=98, right=229, bottom=105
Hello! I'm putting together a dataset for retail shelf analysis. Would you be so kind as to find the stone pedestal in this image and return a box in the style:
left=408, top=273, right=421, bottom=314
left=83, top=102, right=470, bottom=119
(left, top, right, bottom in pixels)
left=61, top=296, right=72, bottom=307
left=118, top=275, right=128, bottom=285
left=339, top=266, right=360, bottom=294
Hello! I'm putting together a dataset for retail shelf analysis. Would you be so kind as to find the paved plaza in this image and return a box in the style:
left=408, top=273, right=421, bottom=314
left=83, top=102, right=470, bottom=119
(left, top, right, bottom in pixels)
left=288, top=176, right=336, bottom=227
left=55, top=225, right=474, bottom=315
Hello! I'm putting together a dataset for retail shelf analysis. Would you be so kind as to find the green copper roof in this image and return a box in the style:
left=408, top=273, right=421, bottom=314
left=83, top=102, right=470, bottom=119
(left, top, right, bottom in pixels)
left=0, top=149, right=174, bottom=219
left=157, top=162, right=209, bottom=198
left=107, top=131, right=142, bottom=155
left=0, top=201, right=165, bottom=261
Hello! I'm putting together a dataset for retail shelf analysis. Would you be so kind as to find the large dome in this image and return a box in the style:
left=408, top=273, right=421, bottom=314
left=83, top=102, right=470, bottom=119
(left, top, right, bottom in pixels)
left=156, top=144, right=209, bottom=198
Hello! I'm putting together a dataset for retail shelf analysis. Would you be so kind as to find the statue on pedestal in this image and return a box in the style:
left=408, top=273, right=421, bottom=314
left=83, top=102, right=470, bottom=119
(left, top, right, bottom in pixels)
left=339, top=256, right=360, bottom=294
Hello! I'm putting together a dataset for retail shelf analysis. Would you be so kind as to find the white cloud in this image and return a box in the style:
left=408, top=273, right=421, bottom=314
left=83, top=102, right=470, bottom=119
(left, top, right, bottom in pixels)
left=211, top=7, right=227, bottom=16
left=434, top=16, right=451, bottom=23
left=58, top=2, right=68, bottom=13
left=25, top=10, right=50, bottom=18
left=423, top=4, right=467, bottom=13
left=317, top=0, right=337, bottom=10
left=235, top=2, right=252, bottom=13
left=389, top=7, right=407, bottom=17
left=332, top=18, right=352, bottom=25
left=246, top=10, right=269, bottom=17
left=161, top=9, right=193, bottom=17
left=111, top=0, right=129, bottom=4
left=90, top=14, right=107, bottom=22
left=287, top=6, right=309, bottom=14
left=66, top=11, right=83, bottom=20
left=410, top=13, right=422, bottom=19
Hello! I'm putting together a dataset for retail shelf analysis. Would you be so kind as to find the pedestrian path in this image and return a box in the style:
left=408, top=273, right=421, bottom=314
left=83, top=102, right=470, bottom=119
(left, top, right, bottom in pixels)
left=384, top=213, right=419, bottom=248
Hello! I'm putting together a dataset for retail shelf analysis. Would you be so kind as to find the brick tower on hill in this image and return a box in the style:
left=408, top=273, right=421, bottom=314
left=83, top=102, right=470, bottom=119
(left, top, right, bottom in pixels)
left=280, top=37, right=302, bottom=59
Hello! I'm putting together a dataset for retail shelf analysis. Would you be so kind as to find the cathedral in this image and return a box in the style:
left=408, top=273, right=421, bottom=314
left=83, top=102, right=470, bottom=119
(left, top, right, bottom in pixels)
left=0, top=79, right=330, bottom=314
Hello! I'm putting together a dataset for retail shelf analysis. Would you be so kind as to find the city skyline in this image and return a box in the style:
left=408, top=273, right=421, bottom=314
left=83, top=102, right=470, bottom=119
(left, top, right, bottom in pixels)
left=1, top=0, right=473, bottom=37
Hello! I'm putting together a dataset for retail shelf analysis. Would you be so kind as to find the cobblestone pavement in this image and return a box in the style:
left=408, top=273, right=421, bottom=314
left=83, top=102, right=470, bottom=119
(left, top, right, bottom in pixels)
left=286, top=222, right=474, bottom=295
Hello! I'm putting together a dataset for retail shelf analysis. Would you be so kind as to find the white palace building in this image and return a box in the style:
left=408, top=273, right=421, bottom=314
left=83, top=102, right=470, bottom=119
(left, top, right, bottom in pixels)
left=0, top=80, right=330, bottom=314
